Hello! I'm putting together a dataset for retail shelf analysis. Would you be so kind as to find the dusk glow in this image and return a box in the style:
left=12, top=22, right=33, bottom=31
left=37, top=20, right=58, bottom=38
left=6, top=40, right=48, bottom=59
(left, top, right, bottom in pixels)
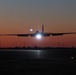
left=0, top=0, right=76, bottom=47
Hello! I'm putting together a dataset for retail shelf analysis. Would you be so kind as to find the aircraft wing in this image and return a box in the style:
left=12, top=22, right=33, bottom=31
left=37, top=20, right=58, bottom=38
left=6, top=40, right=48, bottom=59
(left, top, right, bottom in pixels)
left=0, top=34, right=34, bottom=37
left=43, top=32, right=76, bottom=36
left=0, top=32, right=76, bottom=37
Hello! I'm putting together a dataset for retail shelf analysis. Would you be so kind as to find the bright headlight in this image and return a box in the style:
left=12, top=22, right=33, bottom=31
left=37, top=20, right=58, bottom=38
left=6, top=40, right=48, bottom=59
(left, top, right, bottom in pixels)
left=36, top=34, right=42, bottom=39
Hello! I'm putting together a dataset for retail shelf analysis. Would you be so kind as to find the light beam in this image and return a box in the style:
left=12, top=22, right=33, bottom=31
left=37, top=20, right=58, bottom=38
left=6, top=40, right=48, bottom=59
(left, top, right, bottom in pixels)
left=36, top=34, right=42, bottom=40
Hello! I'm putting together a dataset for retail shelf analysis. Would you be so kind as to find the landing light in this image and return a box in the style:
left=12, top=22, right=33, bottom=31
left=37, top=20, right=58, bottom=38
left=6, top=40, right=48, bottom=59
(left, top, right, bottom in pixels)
left=30, top=29, right=33, bottom=32
left=36, top=34, right=42, bottom=39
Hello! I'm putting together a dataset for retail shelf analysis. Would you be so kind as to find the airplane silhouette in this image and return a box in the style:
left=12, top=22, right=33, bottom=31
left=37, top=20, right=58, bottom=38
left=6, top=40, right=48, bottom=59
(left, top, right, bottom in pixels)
left=0, top=25, right=76, bottom=39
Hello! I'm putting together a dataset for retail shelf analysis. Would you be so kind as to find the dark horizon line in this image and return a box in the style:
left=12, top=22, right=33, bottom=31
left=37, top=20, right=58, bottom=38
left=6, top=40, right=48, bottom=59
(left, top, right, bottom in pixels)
left=0, top=46, right=76, bottom=50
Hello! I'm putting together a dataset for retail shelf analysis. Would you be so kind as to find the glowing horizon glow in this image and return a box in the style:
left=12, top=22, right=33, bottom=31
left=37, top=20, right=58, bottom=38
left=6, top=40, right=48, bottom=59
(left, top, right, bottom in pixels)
left=35, top=34, right=42, bottom=40
left=0, top=0, right=76, bottom=47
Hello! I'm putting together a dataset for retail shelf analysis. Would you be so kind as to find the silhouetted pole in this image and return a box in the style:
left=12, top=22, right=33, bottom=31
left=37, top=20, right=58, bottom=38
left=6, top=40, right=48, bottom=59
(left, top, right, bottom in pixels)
left=62, top=43, right=64, bottom=48
left=0, top=41, right=1, bottom=48
left=58, top=42, right=60, bottom=47
left=24, top=42, right=25, bottom=47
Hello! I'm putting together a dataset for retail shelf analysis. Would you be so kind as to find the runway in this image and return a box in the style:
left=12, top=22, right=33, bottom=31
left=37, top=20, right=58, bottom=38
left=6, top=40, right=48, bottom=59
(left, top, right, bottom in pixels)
left=0, top=49, right=76, bottom=59
left=0, top=49, right=76, bottom=75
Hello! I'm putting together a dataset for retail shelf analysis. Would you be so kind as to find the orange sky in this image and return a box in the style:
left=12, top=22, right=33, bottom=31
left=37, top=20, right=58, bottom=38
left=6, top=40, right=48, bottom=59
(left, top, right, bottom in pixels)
left=0, top=0, right=76, bottom=47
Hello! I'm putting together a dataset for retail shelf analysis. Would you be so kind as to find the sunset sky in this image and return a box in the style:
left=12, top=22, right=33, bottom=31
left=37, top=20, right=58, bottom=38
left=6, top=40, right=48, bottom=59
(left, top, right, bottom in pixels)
left=0, top=0, right=76, bottom=47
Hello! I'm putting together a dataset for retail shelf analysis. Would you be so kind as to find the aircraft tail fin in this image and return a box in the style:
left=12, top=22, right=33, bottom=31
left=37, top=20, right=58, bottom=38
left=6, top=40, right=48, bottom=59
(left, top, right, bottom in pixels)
left=42, top=24, right=44, bottom=33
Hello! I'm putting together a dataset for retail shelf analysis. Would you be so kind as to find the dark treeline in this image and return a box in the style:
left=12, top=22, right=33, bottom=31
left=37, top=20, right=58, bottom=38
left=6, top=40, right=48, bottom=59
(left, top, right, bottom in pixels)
left=0, top=46, right=76, bottom=50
